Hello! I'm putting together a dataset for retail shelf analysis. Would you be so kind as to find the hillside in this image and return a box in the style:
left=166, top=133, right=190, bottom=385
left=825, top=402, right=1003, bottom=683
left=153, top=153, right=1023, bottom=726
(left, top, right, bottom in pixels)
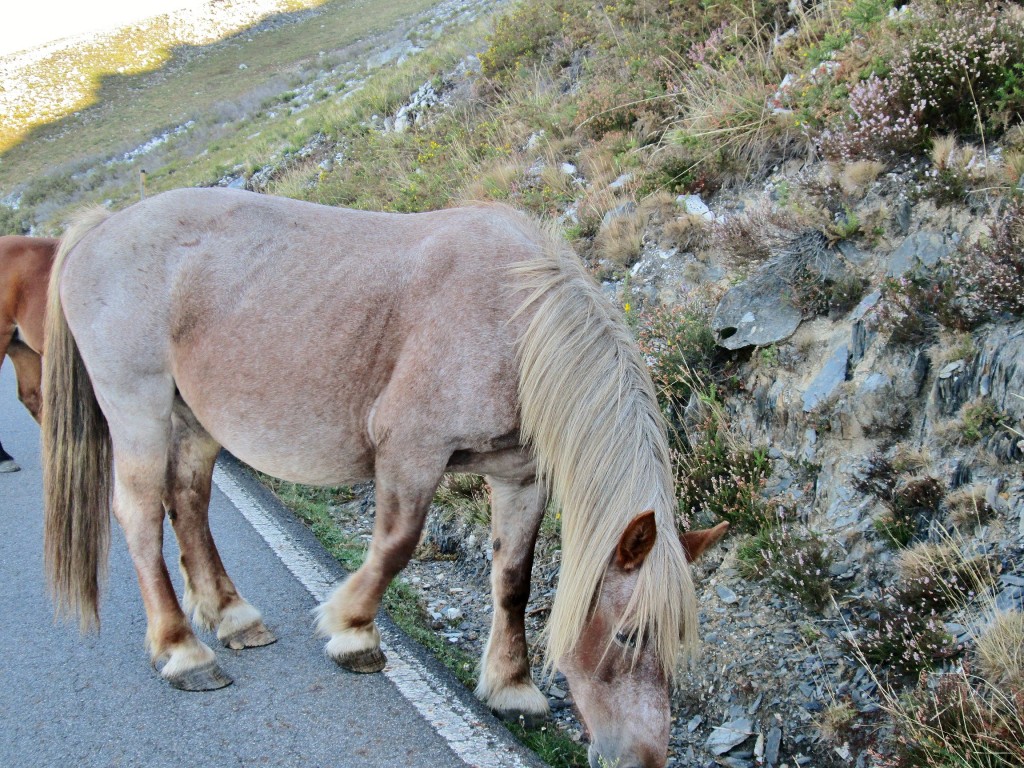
left=3, top=1, right=1023, bottom=767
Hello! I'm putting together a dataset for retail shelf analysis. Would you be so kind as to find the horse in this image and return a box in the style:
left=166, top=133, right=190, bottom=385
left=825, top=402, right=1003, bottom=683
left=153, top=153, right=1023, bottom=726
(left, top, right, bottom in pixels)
left=0, top=235, right=57, bottom=472
left=42, top=188, right=728, bottom=768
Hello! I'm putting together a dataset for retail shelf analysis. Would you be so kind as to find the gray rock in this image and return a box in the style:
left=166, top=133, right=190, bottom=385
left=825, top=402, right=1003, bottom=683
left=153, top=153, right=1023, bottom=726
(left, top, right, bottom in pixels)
left=837, top=240, right=872, bottom=266
left=803, top=344, right=849, bottom=412
left=717, top=758, right=754, bottom=768
left=887, top=230, right=953, bottom=276
left=764, top=727, right=782, bottom=768
left=608, top=172, right=632, bottom=189
left=850, top=290, right=880, bottom=366
left=677, top=194, right=715, bottom=221
left=716, top=585, right=739, bottom=604
left=706, top=718, right=755, bottom=755
left=894, top=198, right=913, bottom=235
left=712, top=274, right=803, bottom=350
left=688, top=715, right=703, bottom=732
left=996, top=586, right=1024, bottom=612
left=602, top=201, right=637, bottom=227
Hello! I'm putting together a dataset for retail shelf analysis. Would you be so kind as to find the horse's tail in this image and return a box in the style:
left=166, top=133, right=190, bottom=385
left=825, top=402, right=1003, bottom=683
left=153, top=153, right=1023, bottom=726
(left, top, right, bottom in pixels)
left=42, top=207, right=113, bottom=631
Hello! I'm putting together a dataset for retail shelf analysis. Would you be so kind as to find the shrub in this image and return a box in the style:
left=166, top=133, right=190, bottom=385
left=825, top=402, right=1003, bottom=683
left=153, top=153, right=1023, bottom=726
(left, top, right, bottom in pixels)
left=478, top=1, right=566, bottom=81
left=961, top=398, right=1005, bottom=444
left=857, top=458, right=944, bottom=548
left=634, top=298, right=719, bottom=404
left=677, top=386, right=771, bottom=532
left=946, top=204, right=1024, bottom=327
left=871, top=273, right=951, bottom=345
left=751, top=522, right=839, bottom=609
left=821, top=1, right=1024, bottom=159
left=854, top=589, right=961, bottom=676
left=880, top=613, right=1024, bottom=768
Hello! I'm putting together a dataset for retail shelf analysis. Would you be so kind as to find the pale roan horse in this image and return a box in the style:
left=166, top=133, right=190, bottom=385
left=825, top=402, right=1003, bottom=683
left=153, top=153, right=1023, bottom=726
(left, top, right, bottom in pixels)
left=0, top=235, right=57, bottom=472
left=43, top=188, right=727, bottom=768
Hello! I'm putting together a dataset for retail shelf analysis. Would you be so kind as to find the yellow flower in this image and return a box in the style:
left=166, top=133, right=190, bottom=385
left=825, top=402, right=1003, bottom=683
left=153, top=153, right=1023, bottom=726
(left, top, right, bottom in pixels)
left=624, top=302, right=631, bottom=312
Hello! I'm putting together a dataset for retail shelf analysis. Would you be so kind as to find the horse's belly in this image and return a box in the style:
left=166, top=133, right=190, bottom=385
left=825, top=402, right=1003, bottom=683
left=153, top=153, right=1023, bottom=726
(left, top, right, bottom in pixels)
left=173, top=351, right=377, bottom=487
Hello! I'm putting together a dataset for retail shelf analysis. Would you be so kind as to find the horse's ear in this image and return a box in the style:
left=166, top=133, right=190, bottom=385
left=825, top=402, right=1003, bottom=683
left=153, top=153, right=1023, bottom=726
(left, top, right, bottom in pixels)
left=616, top=510, right=658, bottom=571
left=680, top=521, right=729, bottom=562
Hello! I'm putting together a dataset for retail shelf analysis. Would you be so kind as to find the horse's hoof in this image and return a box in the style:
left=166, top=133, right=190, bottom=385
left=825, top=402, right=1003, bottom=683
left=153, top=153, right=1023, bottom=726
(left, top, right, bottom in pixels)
left=333, top=646, right=387, bottom=674
left=0, top=459, right=20, bottom=473
left=494, top=708, right=550, bottom=729
left=165, top=661, right=233, bottom=691
left=222, top=621, right=277, bottom=650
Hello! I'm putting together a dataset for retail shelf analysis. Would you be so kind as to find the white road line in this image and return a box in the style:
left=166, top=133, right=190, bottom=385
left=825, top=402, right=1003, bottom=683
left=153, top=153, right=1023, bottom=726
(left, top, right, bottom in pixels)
left=212, top=465, right=531, bottom=768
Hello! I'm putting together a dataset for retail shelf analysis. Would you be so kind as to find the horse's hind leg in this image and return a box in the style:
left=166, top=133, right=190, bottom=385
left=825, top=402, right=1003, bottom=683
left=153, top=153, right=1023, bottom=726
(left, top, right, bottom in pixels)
left=316, top=451, right=446, bottom=673
left=111, top=430, right=232, bottom=691
left=166, top=400, right=275, bottom=650
left=475, top=474, right=550, bottom=725
left=8, top=340, right=42, bottom=422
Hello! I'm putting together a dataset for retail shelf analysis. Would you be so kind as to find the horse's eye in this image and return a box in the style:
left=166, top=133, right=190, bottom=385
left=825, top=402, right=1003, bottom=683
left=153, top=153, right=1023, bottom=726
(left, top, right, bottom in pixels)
left=614, top=629, right=640, bottom=649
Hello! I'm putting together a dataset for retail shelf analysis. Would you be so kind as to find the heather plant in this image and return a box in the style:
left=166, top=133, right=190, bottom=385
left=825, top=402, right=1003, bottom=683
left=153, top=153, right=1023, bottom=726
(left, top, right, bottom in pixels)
left=743, top=519, right=839, bottom=609
left=871, top=273, right=949, bottom=345
left=857, top=457, right=945, bottom=548
left=853, top=586, right=961, bottom=676
left=896, top=3, right=1024, bottom=137
left=634, top=294, right=720, bottom=405
left=946, top=205, right=1024, bottom=327
left=821, top=1, right=1024, bottom=160
left=677, top=386, right=771, bottom=533
left=820, top=74, right=926, bottom=160
left=865, top=605, right=1024, bottom=768
left=875, top=476, right=945, bottom=548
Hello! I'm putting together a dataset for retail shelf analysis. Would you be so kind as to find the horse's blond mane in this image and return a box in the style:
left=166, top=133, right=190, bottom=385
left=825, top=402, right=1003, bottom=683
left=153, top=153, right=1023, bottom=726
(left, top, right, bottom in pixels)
left=511, top=224, right=698, bottom=680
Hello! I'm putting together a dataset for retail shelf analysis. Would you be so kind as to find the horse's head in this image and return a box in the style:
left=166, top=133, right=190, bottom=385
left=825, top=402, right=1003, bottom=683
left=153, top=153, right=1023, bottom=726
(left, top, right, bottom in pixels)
left=559, top=513, right=729, bottom=768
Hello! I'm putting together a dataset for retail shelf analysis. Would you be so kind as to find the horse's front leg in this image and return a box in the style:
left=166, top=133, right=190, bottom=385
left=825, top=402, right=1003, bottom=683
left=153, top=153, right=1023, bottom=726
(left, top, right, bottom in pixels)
left=166, top=402, right=275, bottom=651
left=0, top=333, right=20, bottom=473
left=316, top=455, right=443, bottom=673
left=475, top=474, right=550, bottom=725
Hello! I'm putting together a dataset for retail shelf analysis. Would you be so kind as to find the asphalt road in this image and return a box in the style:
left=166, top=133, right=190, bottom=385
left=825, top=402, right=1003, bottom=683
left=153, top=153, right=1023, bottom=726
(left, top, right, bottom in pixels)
left=0, top=362, right=541, bottom=768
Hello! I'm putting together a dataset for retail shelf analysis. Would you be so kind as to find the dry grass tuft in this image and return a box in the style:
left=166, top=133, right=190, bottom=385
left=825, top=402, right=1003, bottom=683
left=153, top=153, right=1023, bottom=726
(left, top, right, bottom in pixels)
left=945, top=483, right=993, bottom=528
left=1003, top=149, right=1024, bottom=186
left=459, top=161, right=523, bottom=202
left=595, top=211, right=647, bottom=267
left=891, top=445, right=934, bottom=475
left=663, top=213, right=713, bottom=253
left=976, top=610, right=1024, bottom=691
left=814, top=700, right=858, bottom=744
left=896, top=542, right=961, bottom=583
left=713, top=198, right=804, bottom=265
left=839, top=159, right=886, bottom=197
left=931, top=135, right=959, bottom=171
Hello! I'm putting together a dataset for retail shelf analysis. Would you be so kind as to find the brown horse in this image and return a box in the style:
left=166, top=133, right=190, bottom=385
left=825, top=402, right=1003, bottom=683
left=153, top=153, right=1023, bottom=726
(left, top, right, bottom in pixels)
left=42, top=188, right=727, bottom=768
left=0, top=235, right=57, bottom=472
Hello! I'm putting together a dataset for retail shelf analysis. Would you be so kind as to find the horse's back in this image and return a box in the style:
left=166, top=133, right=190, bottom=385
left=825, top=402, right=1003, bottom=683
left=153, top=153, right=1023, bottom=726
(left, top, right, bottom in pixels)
left=61, top=189, right=540, bottom=484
